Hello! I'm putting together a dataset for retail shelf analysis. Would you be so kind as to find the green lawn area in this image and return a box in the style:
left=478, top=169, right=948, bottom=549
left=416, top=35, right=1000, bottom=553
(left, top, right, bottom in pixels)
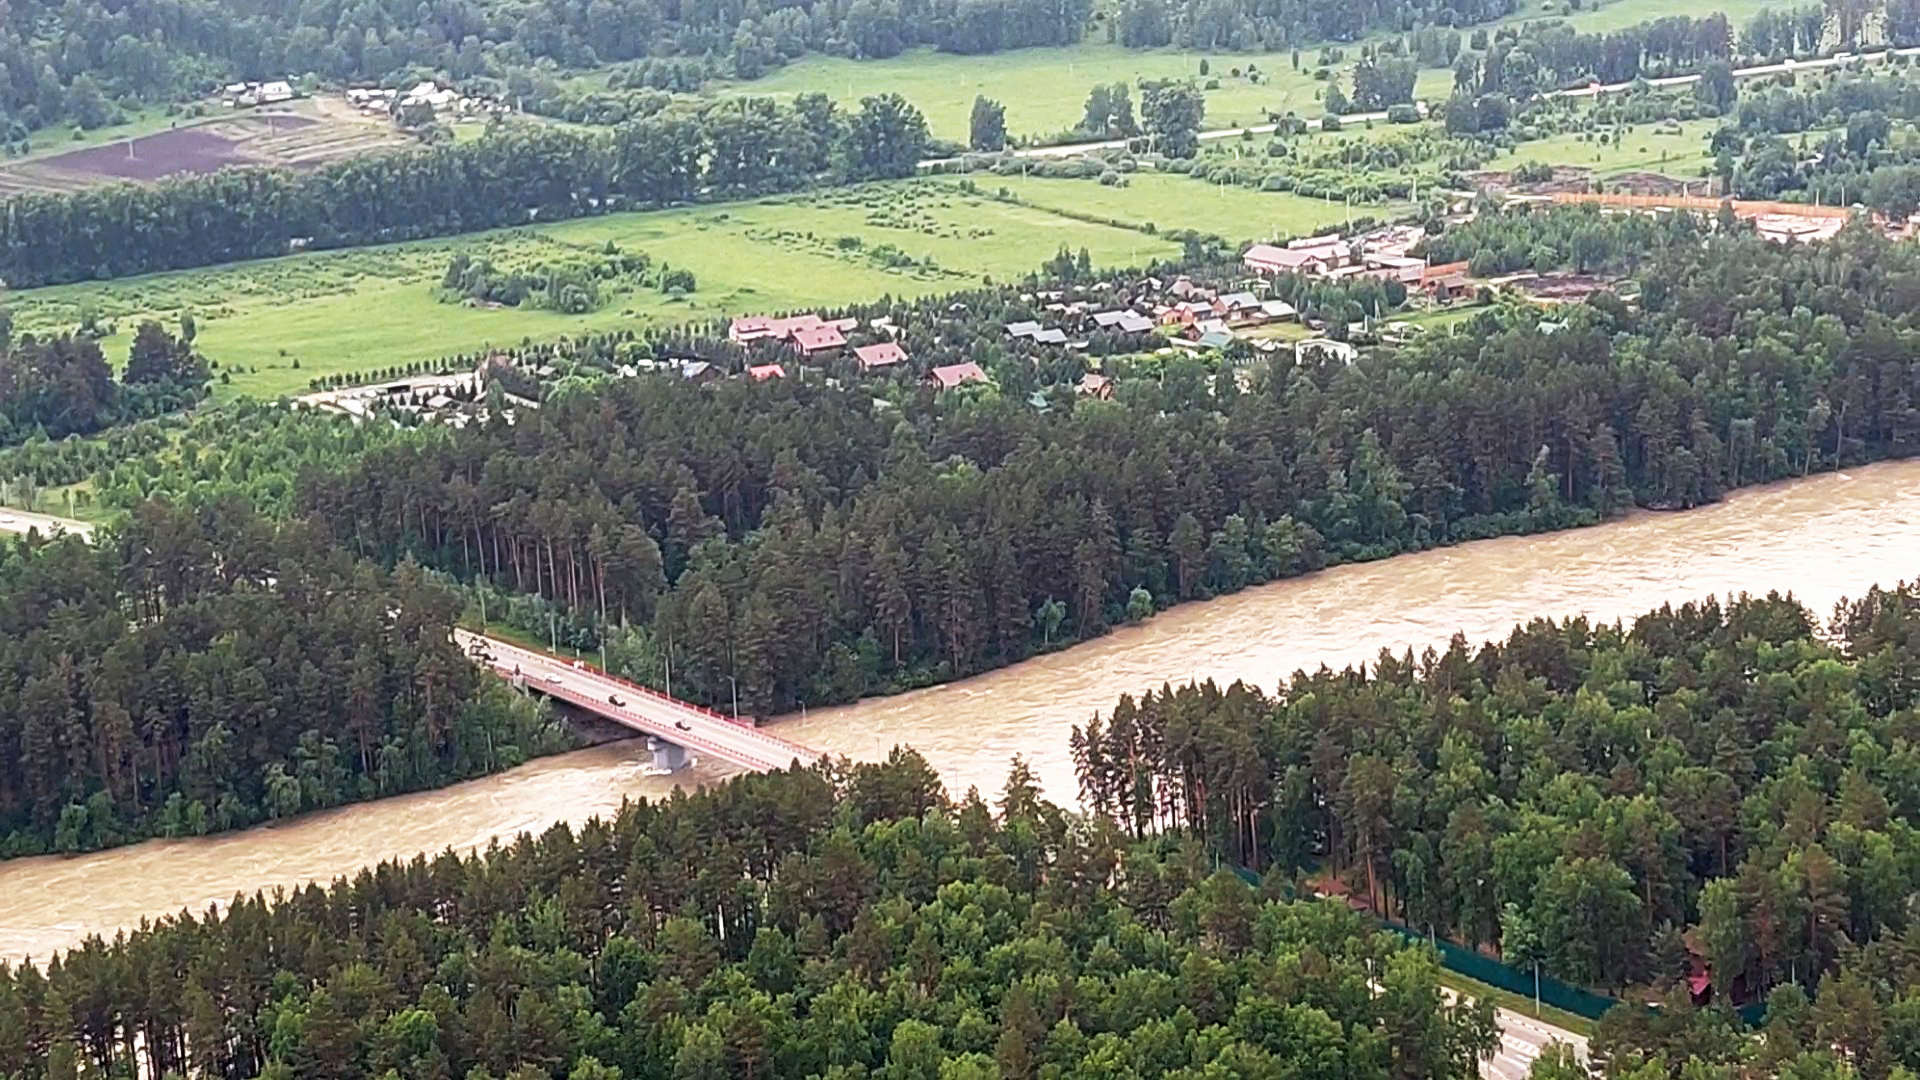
left=2, top=106, right=182, bottom=165
left=1507, top=118, right=1720, bottom=180
left=955, top=171, right=1389, bottom=243
left=672, top=0, right=1770, bottom=144
left=1537, top=0, right=1780, bottom=34
left=697, top=43, right=1457, bottom=143
left=8, top=179, right=1202, bottom=400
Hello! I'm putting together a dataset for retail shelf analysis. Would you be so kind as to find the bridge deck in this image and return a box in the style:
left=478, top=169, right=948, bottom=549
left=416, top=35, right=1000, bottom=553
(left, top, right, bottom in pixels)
left=455, top=631, right=821, bottom=773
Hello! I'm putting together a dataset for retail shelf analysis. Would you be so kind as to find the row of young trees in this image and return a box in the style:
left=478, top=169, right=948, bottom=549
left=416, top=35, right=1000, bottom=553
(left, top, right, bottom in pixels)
left=0, top=95, right=929, bottom=289
left=1073, top=583, right=1920, bottom=1076
left=0, top=317, right=209, bottom=446
left=0, top=749, right=1511, bottom=1080
left=0, top=498, right=562, bottom=856
left=275, top=216, right=1920, bottom=720
left=1109, top=0, right=1516, bottom=52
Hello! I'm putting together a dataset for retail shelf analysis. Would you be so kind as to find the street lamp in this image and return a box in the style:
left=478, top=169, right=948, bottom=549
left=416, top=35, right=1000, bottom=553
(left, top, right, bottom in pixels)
left=724, top=675, right=740, bottom=721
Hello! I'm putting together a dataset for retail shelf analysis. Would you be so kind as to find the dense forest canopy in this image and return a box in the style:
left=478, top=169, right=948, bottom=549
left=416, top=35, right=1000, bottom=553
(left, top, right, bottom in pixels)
left=0, top=498, right=562, bottom=856
left=284, top=217, right=1920, bottom=719
left=1071, top=582, right=1920, bottom=1076
left=0, top=319, right=208, bottom=447
left=0, top=94, right=929, bottom=289
left=0, top=751, right=1514, bottom=1080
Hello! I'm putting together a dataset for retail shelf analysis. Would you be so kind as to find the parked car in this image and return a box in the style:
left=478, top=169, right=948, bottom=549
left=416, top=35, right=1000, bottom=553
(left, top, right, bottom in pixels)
left=674, top=720, right=691, bottom=732
left=608, top=694, right=625, bottom=707
left=544, top=673, right=563, bottom=685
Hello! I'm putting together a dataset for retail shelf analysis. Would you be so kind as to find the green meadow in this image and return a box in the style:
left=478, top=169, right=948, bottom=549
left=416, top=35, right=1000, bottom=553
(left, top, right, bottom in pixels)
left=695, top=43, right=1458, bottom=142
left=1505, top=118, right=1722, bottom=181
left=5, top=178, right=1351, bottom=400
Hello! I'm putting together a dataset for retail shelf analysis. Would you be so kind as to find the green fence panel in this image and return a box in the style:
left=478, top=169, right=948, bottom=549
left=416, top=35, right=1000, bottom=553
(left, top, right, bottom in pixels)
left=1377, top=918, right=1619, bottom=1021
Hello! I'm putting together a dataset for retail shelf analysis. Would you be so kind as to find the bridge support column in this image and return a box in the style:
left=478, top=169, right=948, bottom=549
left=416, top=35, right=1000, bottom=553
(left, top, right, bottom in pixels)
left=648, top=737, right=688, bottom=772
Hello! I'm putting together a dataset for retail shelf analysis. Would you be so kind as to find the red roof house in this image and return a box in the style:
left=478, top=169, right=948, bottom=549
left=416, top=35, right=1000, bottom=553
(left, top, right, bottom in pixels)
left=791, top=325, right=846, bottom=355
left=728, top=315, right=778, bottom=344
left=729, top=312, right=825, bottom=345
left=748, top=363, right=786, bottom=381
left=854, top=342, right=907, bottom=371
left=926, top=362, right=988, bottom=390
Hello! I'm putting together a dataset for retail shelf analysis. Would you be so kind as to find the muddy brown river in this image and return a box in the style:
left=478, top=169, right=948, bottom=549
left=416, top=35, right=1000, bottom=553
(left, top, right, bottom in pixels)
left=3, top=460, right=1917, bottom=964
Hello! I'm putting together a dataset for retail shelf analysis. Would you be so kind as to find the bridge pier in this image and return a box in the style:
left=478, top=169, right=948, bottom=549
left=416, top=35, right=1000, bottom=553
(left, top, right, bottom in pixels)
left=648, top=737, right=688, bottom=772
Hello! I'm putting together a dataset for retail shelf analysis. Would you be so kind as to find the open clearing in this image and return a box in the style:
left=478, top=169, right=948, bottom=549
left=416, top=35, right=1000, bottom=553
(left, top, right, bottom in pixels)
left=5, top=176, right=1351, bottom=400
left=968, top=172, right=1400, bottom=241
left=1506, top=119, right=1720, bottom=181
left=0, top=98, right=410, bottom=196
left=696, top=43, right=1456, bottom=142
left=680, top=0, right=1771, bottom=142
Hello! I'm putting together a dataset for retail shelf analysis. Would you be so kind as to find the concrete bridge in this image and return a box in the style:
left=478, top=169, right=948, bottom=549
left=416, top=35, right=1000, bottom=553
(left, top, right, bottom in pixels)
left=454, top=630, right=823, bottom=773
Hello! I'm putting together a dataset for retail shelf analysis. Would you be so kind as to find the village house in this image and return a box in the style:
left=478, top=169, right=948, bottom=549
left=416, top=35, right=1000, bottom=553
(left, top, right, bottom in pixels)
left=678, top=360, right=722, bottom=383
left=1005, top=320, right=1043, bottom=339
left=1242, top=234, right=1356, bottom=278
left=1360, top=253, right=1428, bottom=285
left=1078, top=373, right=1114, bottom=399
left=791, top=324, right=846, bottom=355
left=1425, top=273, right=1474, bottom=303
left=729, top=312, right=856, bottom=350
left=748, top=363, right=786, bottom=381
left=927, top=362, right=989, bottom=390
left=1260, top=299, right=1298, bottom=322
left=1114, top=312, right=1155, bottom=334
left=854, top=342, right=907, bottom=371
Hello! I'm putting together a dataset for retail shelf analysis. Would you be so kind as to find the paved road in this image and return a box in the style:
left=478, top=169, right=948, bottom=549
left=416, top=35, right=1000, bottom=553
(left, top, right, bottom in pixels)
left=0, top=508, right=95, bottom=541
left=455, top=630, right=824, bottom=774
left=922, top=46, right=1920, bottom=169
left=1481, top=1003, right=1588, bottom=1080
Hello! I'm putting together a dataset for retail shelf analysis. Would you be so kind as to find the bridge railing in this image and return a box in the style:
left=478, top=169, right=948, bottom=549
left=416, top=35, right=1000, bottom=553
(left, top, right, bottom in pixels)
left=468, top=633, right=822, bottom=763
left=536, top=679, right=768, bottom=767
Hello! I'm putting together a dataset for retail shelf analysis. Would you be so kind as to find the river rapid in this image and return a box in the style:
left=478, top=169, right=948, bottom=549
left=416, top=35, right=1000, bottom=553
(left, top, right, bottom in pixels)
left=3, top=460, right=1917, bottom=964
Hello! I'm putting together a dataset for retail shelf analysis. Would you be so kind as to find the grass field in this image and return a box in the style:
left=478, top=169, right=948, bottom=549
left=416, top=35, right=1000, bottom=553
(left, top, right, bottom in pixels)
left=5, top=106, right=178, bottom=165
left=1507, top=118, right=1720, bottom=180
left=6, top=180, right=1210, bottom=399
left=684, top=0, right=1774, bottom=142
left=960, top=171, right=1387, bottom=242
left=2, top=174, right=1363, bottom=399
left=1545, top=0, right=1780, bottom=34
left=698, top=43, right=1457, bottom=142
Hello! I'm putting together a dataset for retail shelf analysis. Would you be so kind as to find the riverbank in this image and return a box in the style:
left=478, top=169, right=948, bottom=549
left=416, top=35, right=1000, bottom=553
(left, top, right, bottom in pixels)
left=3, top=458, right=1916, bottom=965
